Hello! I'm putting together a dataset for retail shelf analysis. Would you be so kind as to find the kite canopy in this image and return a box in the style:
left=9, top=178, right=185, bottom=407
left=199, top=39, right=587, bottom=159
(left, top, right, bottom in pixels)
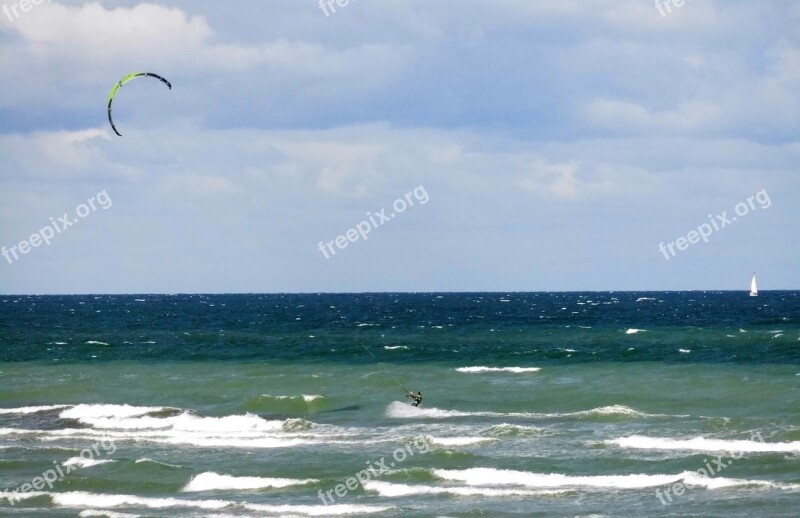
left=107, top=72, right=172, bottom=137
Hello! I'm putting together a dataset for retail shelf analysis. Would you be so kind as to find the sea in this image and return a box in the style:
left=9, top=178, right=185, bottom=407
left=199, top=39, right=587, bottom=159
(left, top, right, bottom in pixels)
left=0, top=292, right=798, bottom=517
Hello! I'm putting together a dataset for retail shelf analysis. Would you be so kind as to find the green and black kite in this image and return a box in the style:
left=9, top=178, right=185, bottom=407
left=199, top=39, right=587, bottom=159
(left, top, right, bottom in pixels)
left=107, top=72, right=172, bottom=137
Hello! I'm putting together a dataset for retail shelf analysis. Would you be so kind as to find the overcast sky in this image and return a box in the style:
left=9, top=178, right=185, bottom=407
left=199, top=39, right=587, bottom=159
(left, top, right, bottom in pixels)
left=0, top=0, right=798, bottom=294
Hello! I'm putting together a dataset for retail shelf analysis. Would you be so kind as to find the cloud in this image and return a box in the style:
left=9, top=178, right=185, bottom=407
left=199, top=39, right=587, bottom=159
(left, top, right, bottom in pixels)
left=2, top=0, right=799, bottom=142
left=1, top=1, right=798, bottom=292
left=520, top=160, right=579, bottom=199
left=8, top=2, right=211, bottom=58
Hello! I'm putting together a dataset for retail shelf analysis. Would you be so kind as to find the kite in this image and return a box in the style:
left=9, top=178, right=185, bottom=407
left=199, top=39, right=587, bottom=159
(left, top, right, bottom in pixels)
left=107, top=72, right=172, bottom=137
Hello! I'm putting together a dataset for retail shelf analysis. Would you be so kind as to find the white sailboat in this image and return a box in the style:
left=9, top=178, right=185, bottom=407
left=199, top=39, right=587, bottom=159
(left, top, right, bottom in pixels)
left=749, top=272, right=758, bottom=297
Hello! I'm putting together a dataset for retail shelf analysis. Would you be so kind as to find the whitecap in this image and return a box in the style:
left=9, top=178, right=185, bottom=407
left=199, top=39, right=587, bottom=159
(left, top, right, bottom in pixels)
left=456, top=366, right=541, bottom=374
left=625, top=329, right=646, bottom=335
left=0, top=404, right=71, bottom=415
left=363, top=480, right=550, bottom=497
left=63, top=457, right=115, bottom=468
left=79, top=511, right=140, bottom=518
left=49, top=491, right=391, bottom=515
left=60, top=404, right=175, bottom=420
left=431, top=468, right=798, bottom=491
left=607, top=435, right=800, bottom=453
left=183, top=472, right=318, bottom=492
left=424, top=436, right=497, bottom=447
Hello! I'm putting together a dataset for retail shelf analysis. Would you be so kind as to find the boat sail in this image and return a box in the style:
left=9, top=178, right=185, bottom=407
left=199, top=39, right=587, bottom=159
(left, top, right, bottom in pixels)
left=749, top=273, right=758, bottom=297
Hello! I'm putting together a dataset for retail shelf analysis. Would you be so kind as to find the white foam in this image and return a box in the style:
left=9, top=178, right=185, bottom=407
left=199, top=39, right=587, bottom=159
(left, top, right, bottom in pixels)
left=183, top=472, right=318, bottom=492
left=383, top=345, right=409, bottom=350
left=386, top=402, right=656, bottom=420
left=482, top=424, right=545, bottom=437
left=261, top=394, right=324, bottom=403
left=363, top=480, right=551, bottom=497
left=678, top=471, right=791, bottom=489
left=679, top=349, right=691, bottom=353
left=386, top=401, right=475, bottom=418
left=435, top=468, right=679, bottom=489
left=564, top=405, right=645, bottom=418
left=607, top=435, right=800, bottom=453
left=0, top=404, right=70, bottom=415
left=51, top=492, right=233, bottom=511
left=0, top=425, right=313, bottom=449
left=425, top=436, right=497, bottom=446
left=3, top=405, right=320, bottom=449
left=74, top=411, right=286, bottom=434
left=636, top=297, right=656, bottom=302
left=60, top=404, right=172, bottom=420
left=85, top=341, right=109, bottom=345
left=433, top=468, right=797, bottom=491
left=369, top=469, right=791, bottom=498
left=247, top=502, right=392, bottom=516
left=625, top=329, right=646, bottom=334
left=49, top=491, right=391, bottom=515
left=0, top=427, right=36, bottom=436
left=456, top=366, right=541, bottom=374
left=63, top=457, right=115, bottom=468
left=79, top=511, right=140, bottom=518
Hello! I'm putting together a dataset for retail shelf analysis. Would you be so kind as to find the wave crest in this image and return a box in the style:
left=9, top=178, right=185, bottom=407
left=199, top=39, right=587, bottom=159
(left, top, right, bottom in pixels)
left=183, top=472, right=318, bottom=492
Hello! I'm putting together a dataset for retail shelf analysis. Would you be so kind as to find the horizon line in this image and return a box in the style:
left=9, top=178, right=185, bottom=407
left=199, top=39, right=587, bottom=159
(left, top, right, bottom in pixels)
left=2, top=289, right=797, bottom=297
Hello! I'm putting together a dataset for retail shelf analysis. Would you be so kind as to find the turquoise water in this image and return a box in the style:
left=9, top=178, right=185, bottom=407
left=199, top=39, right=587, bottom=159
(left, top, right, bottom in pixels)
left=1, top=293, right=798, bottom=516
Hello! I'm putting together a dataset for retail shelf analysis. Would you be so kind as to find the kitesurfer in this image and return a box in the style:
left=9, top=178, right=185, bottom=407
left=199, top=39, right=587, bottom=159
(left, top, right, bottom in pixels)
left=406, top=391, right=422, bottom=407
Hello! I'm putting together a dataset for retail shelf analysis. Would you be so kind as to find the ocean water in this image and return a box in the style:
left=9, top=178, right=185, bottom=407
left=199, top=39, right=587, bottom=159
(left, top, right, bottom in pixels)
left=0, top=292, right=798, bottom=517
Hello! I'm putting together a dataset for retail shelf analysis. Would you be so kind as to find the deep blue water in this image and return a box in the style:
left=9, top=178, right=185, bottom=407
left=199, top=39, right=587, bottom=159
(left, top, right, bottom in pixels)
left=1, top=292, right=798, bottom=363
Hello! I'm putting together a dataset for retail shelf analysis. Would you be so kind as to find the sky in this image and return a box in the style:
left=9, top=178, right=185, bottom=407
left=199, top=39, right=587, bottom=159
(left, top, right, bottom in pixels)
left=0, top=0, right=798, bottom=294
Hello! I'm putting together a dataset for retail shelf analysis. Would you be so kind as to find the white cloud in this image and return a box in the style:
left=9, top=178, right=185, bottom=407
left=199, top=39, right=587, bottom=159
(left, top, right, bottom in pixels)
left=8, top=2, right=210, bottom=59
left=520, top=160, right=579, bottom=199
